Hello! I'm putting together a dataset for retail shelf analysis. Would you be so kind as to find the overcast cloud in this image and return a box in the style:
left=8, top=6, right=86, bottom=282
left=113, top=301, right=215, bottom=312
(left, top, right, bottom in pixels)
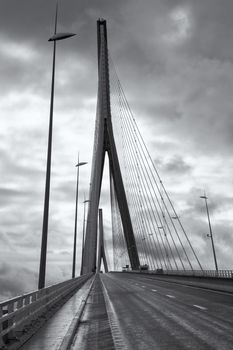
left=0, top=0, right=233, bottom=300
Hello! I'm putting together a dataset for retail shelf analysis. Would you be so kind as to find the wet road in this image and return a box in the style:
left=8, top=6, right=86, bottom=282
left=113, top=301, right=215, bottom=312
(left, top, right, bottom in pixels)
left=100, top=273, right=233, bottom=350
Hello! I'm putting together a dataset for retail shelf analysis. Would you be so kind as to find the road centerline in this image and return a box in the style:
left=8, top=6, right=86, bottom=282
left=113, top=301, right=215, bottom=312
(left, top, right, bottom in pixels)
left=166, top=294, right=176, bottom=299
left=193, top=304, right=207, bottom=310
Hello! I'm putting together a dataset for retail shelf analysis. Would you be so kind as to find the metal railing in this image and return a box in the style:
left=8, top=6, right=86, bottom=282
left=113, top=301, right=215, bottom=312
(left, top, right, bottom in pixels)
left=0, top=273, right=93, bottom=349
left=130, top=269, right=233, bottom=279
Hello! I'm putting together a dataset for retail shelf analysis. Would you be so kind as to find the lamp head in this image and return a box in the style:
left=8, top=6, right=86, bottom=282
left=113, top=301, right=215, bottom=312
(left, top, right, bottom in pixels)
left=49, top=32, right=76, bottom=42
left=76, top=162, right=87, bottom=167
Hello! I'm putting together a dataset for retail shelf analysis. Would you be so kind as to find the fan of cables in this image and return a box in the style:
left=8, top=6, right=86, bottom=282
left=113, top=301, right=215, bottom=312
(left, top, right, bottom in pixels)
left=108, top=54, right=203, bottom=273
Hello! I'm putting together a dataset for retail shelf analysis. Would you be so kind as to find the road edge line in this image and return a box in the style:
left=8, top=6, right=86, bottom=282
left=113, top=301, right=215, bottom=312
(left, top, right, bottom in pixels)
left=100, top=276, right=128, bottom=350
left=129, top=274, right=233, bottom=296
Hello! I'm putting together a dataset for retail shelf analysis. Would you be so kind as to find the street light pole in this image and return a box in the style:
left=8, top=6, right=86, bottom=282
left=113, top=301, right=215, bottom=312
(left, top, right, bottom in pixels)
left=200, top=194, right=218, bottom=272
left=81, top=198, right=90, bottom=275
left=72, top=159, right=87, bottom=278
left=38, top=3, right=76, bottom=289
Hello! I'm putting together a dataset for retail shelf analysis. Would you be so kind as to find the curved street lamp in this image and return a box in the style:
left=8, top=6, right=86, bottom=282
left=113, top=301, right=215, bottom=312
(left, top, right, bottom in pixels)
left=38, top=3, right=76, bottom=289
left=200, top=194, right=218, bottom=272
left=72, top=158, right=87, bottom=278
left=80, top=198, right=91, bottom=275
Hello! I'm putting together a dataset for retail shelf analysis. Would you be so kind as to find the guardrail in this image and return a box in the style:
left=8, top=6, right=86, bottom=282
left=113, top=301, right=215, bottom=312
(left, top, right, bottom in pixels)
left=165, top=269, right=233, bottom=278
left=128, top=269, right=233, bottom=279
left=0, top=273, right=93, bottom=349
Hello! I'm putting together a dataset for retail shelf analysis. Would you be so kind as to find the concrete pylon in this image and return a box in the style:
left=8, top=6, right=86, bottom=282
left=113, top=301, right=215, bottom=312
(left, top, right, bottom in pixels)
left=81, top=19, right=140, bottom=274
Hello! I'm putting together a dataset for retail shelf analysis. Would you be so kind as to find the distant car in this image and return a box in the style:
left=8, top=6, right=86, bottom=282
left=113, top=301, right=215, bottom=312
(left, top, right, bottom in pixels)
left=122, top=266, right=129, bottom=272
left=156, top=268, right=164, bottom=274
left=139, top=264, right=149, bottom=271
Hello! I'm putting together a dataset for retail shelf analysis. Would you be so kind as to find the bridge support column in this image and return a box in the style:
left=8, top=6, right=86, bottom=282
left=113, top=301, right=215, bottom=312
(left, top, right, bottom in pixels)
left=82, top=19, right=140, bottom=274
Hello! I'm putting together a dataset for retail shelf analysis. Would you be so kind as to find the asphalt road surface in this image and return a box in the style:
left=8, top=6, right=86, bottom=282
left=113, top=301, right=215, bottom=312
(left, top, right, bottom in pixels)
left=99, top=272, right=233, bottom=350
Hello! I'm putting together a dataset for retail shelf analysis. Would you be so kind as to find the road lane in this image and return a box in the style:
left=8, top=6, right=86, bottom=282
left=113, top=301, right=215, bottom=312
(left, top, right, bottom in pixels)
left=121, top=273, right=233, bottom=334
left=118, top=273, right=233, bottom=320
left=101, top=273, right=233, bottom=350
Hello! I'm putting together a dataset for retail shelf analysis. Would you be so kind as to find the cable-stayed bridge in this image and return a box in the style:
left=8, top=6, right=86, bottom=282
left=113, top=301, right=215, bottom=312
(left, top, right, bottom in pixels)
left=1, top=19, right=233, bottom=350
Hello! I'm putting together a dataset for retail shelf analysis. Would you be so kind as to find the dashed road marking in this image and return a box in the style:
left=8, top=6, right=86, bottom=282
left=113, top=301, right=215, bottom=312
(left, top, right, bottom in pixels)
left=166, top=294, right=175, bottom=298
left=142, top=286, right=146, bottom=288
left=193, top=304, right=207, bottom=310
left=151, top=289, right=157, bottom=292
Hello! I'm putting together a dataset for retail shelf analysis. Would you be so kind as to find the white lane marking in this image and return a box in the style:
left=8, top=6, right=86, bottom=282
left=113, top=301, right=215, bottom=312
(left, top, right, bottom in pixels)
left=193, top=304, right=207, bottom=310
left=166, top=294, right=175, bottom=298
left=136, top=276, right=233, bottom=296
left=141, top=286, right=146, bottom=288
left=151, top=289, right=157, bottom=292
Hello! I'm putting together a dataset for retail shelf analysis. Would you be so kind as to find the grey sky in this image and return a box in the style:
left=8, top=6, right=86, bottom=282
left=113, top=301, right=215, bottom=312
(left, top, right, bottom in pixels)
left=0, top=0, right=233, bottom=300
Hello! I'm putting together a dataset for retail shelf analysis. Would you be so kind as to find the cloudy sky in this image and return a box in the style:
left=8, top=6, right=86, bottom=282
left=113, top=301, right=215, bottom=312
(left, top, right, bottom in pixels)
left=0, top=0, right=233, bottom=300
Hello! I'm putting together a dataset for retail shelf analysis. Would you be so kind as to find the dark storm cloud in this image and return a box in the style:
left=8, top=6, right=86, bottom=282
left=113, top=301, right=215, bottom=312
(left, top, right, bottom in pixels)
left=108, top=0, right=233, bottom=157
left=0, top=0, right=126, bottom=54
left=0, top=1, right=106, bottom=103
left=183, top=1, right=233, bottom=61
left=1, top=0, right=232, bottom=160
left=160, top=155, right=192, bottom=174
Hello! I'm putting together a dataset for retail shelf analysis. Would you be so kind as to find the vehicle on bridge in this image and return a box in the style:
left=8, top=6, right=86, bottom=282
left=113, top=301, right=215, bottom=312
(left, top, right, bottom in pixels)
left=139, top=264, right=149, bottom=271
left=122, top=264, right=130, bottom=272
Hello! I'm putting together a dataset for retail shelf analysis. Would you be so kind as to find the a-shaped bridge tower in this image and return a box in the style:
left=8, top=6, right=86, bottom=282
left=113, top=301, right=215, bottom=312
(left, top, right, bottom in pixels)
left=82, top=19, right=140, bottom=274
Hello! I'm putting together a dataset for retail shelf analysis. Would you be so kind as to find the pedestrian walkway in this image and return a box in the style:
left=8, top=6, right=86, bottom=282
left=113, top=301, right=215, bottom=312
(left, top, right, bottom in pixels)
left=20, top=277, right=93, bottom=350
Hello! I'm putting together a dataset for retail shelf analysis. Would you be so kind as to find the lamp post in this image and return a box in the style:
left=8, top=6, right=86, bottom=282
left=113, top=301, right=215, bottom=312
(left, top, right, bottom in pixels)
left=80, top=198, right=91, bottom=275
left=38, top=4, right=76, bottom=289
left=200, top=194, right=218, bottom=272
left=72, top=159, right=87, bottom=278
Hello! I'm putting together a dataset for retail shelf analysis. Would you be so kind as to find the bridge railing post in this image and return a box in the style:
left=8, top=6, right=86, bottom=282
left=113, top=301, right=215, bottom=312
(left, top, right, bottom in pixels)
left=1, top=302, right=16, bottom=345
left=14, top=298, right=24, bottom=337
left=23, top=295, right=32, bottom=330
left=0, top=308, right=9, bottom=347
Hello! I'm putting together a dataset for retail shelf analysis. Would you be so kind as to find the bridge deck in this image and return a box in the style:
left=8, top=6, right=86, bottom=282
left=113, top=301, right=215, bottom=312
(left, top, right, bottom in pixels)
left=19, top=273, right=233, bottom=350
